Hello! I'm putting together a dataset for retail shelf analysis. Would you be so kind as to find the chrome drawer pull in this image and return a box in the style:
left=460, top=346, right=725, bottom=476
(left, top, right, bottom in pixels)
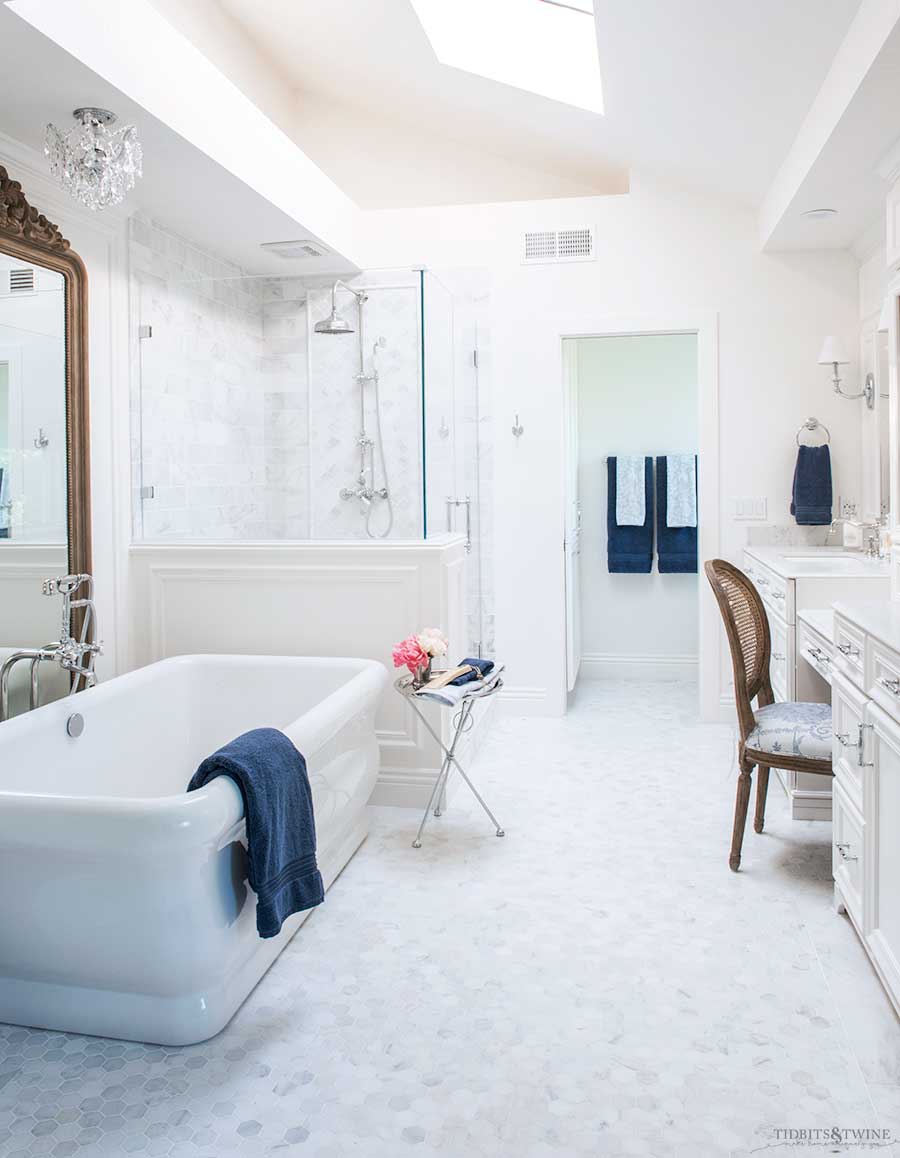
left=808, top=646, right=831, bottom=665
left=756, top=577, right=769, bottom=587
left=771, top=591, right=785, bottom=601
left=834, top=732, right=857, bottom=748
left=837, top=643, right=861, bottom=659
left=878, top=676, right=900, bottom=696
left=836, top=842, right=858, bottom=863
left=772, top=651, right=786, bottom=662
left=859, top=722, right=874, bottom=768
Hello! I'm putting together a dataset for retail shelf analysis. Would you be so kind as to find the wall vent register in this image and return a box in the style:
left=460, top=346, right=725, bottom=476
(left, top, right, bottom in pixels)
left=523, top=227, right=594, bottom=264
left=2, top=266, right=35, bottom=295
left=260, top=239, right=331, bottom=260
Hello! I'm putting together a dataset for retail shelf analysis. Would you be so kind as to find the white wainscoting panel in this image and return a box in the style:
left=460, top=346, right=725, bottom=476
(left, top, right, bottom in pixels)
left=129, top=536, right=473, bottom=805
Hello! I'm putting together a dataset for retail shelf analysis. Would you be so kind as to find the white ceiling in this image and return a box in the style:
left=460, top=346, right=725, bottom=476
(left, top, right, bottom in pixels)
left=1, top=0, right=887, bottom=261
left=0, top=4, right=357, bottom=275
left=761, top=13, right=900, bottom=252
left=198, top=0, right=863, bottom=210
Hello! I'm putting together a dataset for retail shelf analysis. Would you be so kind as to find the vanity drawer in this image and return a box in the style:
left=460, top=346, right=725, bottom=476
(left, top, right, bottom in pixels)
left=833, top=615, right=866, bottom=689
left=797, top=619, right=833, bottom=685
left=833, top=779, right=865, bottom=927
left=870, top=640, right=900, bottom=722
left=832, top=670, right=866, bottom=812
left=754, top=564, right=793, bottom=625
left=742, top=551, right=759, bottom=581
left=769, top=616, right=792, bottom=699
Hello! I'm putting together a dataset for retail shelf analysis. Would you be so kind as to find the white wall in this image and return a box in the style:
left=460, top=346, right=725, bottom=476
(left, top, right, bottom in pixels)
left=575, top=334, right=698, bottom=679
left=355, top=179, right=861, bottom=717
left=858, top=242, right=890, bottom=522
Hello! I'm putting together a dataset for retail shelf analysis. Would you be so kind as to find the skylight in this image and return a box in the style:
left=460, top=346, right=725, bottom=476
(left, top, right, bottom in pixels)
left=409, top=0, right=604, bottom=115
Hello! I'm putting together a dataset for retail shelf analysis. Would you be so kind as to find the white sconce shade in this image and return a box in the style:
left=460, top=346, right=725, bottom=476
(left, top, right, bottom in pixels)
left=879, top=298, right=893, bottom=333
left=817, top=336, right=850, bottom=366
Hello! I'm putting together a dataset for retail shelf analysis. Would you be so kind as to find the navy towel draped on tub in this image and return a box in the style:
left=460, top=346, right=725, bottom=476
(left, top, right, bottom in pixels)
left=607, top=456, right=653, bottom=573
left=187, top=727, right=324, bottom=939
left=656, top=456, right=698, bottom=573
left=791, top=444, right=832, bottom=526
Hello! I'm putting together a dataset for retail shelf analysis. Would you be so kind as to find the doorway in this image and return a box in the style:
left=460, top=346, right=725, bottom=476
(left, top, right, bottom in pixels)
left=564, top=331, right=700, bottom=693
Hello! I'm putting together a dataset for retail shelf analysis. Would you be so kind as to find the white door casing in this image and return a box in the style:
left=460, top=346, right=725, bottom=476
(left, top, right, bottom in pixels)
left=563, top=339, right=581, bottom=692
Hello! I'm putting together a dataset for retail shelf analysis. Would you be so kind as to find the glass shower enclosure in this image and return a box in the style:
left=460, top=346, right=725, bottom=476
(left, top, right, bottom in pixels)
left=132, top=247, right=493, bottom=656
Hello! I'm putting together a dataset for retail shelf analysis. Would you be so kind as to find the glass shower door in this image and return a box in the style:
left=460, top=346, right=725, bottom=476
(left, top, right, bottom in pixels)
left=422, top=270, right=493, bottom=658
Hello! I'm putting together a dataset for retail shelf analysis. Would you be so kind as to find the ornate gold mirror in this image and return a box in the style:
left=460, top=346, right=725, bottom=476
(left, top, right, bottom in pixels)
left=0, top=164, right=91, bottom=717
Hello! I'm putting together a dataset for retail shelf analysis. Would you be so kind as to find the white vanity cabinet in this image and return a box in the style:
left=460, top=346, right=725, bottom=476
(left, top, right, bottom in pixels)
left=865, top=702, right=900, bottom=1004
left=830, top=601, right=900, bottom=1017
left=742, top=549, right=890, bottom=819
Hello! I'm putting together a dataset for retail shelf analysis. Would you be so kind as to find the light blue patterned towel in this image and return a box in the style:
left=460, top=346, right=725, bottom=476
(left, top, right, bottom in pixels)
left=666, top=454, right=697, bottom=528
left=615, top=455, right=646, bottom=526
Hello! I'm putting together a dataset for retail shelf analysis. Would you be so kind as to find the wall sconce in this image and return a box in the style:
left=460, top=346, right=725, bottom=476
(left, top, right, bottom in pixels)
left=818, top=335, right=874, bottom=410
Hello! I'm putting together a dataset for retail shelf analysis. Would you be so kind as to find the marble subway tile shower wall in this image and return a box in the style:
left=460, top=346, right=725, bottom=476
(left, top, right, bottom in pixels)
left=130, top=229, right=445, bottom=546
left=130, top=216, right=271, bottom=540
left=307, top=277, right=424, bottom=540
left=261, top=278, right=310, bottom=540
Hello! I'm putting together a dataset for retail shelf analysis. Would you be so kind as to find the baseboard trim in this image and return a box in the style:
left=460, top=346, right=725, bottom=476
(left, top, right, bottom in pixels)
left=774, top=768, right=832, bottom=822
left=498, top=685, right=548, bottom=717
left=370, top=769, right=439, bottom=809
left=579, top=653, right=698, bottom=681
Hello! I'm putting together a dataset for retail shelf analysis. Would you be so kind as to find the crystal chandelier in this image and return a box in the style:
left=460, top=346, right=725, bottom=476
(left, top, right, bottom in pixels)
left=44, top=108, right=142, bottom=212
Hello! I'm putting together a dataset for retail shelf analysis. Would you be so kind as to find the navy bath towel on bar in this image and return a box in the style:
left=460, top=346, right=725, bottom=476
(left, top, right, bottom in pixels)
left=791, top=444, right=832, bottom=526
left=188, top=727, right=324, bottom=939
left=607, top=456, right=653, bottom=573
left=656, top=456, right=698, bottom=573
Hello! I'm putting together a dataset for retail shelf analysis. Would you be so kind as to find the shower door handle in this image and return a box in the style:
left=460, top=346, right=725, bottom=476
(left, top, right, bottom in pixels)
left=446, top=497, right=472, bottom=554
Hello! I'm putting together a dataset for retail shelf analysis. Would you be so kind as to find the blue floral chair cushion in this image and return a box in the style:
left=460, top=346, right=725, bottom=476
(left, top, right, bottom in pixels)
left=746, top=701, right=832, bottom=761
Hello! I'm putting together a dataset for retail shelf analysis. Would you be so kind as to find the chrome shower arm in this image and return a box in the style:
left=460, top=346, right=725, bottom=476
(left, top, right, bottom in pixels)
left=332, top=279, right=367, bottom=305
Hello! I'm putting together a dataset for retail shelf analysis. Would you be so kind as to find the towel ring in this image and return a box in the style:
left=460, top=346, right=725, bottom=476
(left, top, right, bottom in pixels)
left=796, top=417, right=831, bottom=447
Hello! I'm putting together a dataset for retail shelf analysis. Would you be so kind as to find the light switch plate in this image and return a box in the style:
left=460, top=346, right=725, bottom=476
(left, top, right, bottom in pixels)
left=733, top=497, right=768, bottom=521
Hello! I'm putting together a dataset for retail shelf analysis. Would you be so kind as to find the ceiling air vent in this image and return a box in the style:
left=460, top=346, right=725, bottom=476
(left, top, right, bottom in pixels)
left=5, top=266, right=35, bottom=294
left=523, top=227, right=594, bottom=265
left=260, top=239, right=331, bottom=260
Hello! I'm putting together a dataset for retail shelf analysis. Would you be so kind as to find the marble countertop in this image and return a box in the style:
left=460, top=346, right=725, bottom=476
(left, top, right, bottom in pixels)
left=833, top=599, right=900, bottom=652
left=797, top=608, right=834, bottom=642
left=745, top=545, right=890, bottom=580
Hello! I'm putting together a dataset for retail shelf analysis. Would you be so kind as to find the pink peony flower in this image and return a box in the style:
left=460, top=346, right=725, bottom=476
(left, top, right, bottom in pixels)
left=392, top=635, right=429, bottom=673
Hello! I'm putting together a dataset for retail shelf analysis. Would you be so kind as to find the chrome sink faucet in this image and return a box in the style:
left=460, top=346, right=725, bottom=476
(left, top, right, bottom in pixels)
left=859, top=521, right=886, bottom=559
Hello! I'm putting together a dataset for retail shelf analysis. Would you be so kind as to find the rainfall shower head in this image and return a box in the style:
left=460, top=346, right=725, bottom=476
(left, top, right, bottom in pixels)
left=313, top=280, right=366, bottom=334
left=314, top=308, right=354, bottom=335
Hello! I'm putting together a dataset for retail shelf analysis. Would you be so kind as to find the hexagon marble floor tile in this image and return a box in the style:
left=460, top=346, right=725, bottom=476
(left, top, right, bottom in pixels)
left=3, top=679, right=900, bottom=1158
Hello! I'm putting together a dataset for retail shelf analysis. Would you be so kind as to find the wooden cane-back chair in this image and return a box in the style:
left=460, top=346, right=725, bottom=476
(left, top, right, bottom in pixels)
left=705, top=559, right=833, bottom=870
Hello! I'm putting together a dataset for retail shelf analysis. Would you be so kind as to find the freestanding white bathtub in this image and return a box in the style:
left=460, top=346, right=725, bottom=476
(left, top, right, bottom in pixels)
left=0, top=654, right=387, bottom=1045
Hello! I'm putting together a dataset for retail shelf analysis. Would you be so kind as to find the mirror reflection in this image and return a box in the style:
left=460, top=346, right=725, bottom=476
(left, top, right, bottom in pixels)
left=0, top=253, right=70, bottom=716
